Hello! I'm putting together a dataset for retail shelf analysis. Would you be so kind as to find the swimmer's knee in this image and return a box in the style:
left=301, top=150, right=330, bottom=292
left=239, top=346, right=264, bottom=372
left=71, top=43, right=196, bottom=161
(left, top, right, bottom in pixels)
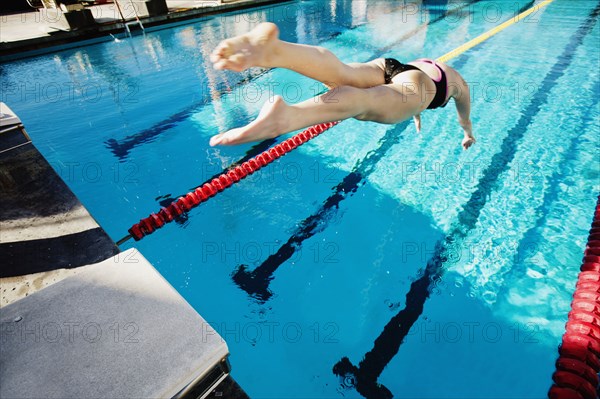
left=353, top=112, right=397, bottom=124
left=354, top=114, right=370, bottom=122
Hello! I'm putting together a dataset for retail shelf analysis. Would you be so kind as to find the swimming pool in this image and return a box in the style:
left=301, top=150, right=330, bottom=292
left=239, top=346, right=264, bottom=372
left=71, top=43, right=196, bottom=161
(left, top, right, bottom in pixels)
left=2, top=0, right=599, bottom=397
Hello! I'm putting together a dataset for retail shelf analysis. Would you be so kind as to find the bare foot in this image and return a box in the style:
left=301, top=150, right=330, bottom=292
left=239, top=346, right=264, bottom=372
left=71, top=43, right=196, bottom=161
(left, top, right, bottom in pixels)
left=210, top=96, right=288, bottom=146
left=210, top=22, right=280, bottom=72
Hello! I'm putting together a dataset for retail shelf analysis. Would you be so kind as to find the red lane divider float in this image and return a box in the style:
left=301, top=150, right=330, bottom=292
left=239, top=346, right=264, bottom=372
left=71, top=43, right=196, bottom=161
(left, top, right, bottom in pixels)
left=549, top=195, right=600, bottom=399
left=126, top=121, right=339, bottom=242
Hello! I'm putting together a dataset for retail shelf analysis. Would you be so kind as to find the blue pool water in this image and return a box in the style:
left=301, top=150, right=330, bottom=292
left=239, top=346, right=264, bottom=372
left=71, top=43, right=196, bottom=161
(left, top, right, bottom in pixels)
left=2, top=0, right=599, bottom=397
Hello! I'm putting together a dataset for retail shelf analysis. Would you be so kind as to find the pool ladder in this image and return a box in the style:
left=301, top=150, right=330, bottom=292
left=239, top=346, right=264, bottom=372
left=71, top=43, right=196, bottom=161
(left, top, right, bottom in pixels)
left=125, top=20, right=145, bottom=36
left=113, top=0, right=145, bottom=37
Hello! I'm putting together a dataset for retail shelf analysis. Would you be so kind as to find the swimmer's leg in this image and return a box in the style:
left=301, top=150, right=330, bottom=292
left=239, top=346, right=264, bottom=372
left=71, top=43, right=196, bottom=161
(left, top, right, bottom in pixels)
left=210, top=22, right=385, bottom=89
left=210, top=83, right=423, bottom=146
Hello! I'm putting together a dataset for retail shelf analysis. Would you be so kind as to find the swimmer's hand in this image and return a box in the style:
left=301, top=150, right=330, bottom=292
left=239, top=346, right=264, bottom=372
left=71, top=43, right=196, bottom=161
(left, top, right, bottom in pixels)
left=413, top=114, right=421, bottom=133
left=460, top=118, right=474, bottom=150
left=462, top=135, right=476, bottom=150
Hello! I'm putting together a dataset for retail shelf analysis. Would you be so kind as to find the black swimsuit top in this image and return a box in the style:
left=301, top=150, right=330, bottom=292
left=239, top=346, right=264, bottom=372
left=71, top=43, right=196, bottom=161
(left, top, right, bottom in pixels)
left=383, top=58, right=449, bottom=109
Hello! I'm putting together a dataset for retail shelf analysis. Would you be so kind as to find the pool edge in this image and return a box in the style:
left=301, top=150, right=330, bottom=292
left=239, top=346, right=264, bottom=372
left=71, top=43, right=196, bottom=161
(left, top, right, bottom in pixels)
left=0, top=0, right=293, bottom=63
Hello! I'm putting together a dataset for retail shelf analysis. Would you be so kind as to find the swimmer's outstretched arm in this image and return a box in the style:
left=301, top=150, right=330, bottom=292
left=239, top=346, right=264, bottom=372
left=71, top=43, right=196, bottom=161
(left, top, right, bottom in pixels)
left=453, top=73, right=475, bottom=150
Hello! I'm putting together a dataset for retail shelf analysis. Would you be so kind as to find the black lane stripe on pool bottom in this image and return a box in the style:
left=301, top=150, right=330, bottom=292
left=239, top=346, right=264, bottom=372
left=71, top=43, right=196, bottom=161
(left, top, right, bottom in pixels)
left=232, top=119, right=410, bottom=302
left=332, top=5, right=600, bottom=399
left=230, top=0, right=496, bottom=302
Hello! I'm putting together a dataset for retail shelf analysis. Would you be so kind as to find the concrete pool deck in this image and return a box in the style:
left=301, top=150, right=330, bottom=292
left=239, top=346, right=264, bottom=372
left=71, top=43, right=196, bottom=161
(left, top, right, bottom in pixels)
left=0, top=0, right=292, bottom=61
left=1, top=248, right=231, bottom=398
left=0, top=103, right=249, bottom=397
left=0, top=103, right=120, bottom=301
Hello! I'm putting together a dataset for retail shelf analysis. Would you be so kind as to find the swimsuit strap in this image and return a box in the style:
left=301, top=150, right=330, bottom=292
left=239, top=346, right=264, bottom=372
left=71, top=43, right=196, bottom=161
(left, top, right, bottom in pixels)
left=415, top=58, right=449, bottom=109
left=416, top=58, right=443, bottom=82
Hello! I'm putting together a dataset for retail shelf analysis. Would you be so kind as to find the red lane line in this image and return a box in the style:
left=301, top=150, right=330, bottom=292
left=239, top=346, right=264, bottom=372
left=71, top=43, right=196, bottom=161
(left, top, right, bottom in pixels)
left=549, top=195, right=600, bottom=399
left=127, top=121, right=339, bottom=241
